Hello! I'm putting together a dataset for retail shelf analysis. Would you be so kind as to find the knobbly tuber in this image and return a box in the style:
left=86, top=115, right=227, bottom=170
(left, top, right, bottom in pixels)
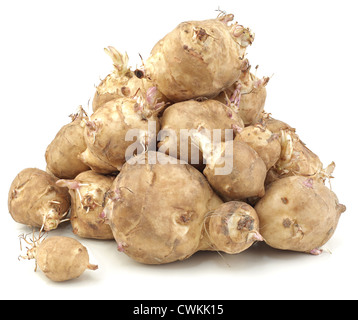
left=56, top=170, right=115, bottom=240
left=20, top=234, right=98, bottom=282
left=7, top=11, right=348, bottom=277
left=258, top=115, right=324, bottom=184
left=275, top=129, right=323, bottom=178
left=201, top=136, right=267, bottom=201
left=258, top=114, right=295, bottom=134
left=144, top=13, right=254, bottom=102
left=216, top=60, right=269, bottom=126
left=103, top=151, right=224, bottom=264
left=92, top=47, right=132, bottom=112
left=201, top=201, right=263, bottom=254
left=158, top=99, right=244, bottom=168
left=103, top=152, right=264, bottom=264
left=8, top=168, right=70, bottom=231
left=80, top=93, right=164, bottom=174
left=92, top=46, right=168, bottom=112
left=236, top=124, right=281, bottom=170
left=255, top=175, right=346, bottom=254
left=45, top=107, right=90, bottom=179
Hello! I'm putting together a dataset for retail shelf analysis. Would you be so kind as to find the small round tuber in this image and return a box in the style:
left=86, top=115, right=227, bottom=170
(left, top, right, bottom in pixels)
left=200, top=201, right=263, bottom=254
left=20, top=234, right=98, bottom=282
left=56, top=170, right=115, bottom=240
left=8, top=168, right=70, bottom=231
left=45, top=107, right=90, bottom=179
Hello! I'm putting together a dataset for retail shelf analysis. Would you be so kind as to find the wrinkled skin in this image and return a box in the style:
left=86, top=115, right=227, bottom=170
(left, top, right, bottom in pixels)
left=275, top=129, right=322, bottom=177
left=203, top=137, right=267, bottom=201
left=93, top=71, right=169, bottom=113
left=92, top=47, right=168, bottom=113
left=257, top=115, right=323, bottom=185
left=158, top=99, right=244, bottom=169
left=36, top=236, right=98, bottom=282
left=80, top=97, right=160, bottom=174
left=57, top=171, right=115, bottom=240
left=45, top=108, right=90, bottom=179
left=215, top=60, right=269, bottom=126
left=8, top=168, right=70, bottom=231
left=236, top=125, right=281, bottom=170
left=125, top=75, right=170, bottom=107
left=104, top=152, right=223, bottom=265
left=200, top=201, right=263, bottom=254
left=236, top=73, right=268, bottom=125
left=255, top=176, right=346, bottom=254
left=145, top=14, right=254, bottom=102
left=257, top=114, right=295, bottom=134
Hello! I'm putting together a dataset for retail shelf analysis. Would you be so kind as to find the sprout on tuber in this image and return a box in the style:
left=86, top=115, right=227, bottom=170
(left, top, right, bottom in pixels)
left=8, top=168, right=70, bottom=231
left=144, top=13, right=254, bottom=102
left=56, top=170, right=115, bottom=240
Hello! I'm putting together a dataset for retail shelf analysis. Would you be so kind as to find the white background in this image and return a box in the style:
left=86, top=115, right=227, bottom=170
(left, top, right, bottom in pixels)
left=1, top=0, right=357, bottom=300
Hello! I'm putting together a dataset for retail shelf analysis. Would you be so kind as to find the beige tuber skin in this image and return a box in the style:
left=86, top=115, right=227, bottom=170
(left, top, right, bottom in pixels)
left=236, top=124, right=281, bottom=170
left=275, top=129, right=323, bottom=177
left=102, top=152, right=264, bottom=264
left=80, top=93, right=163, bottom=174
left=19, top=234, right=98, bottom=282
left=103, top=151, right=224, bottom=265
left=144, top=13, right=254, bottom=102
left=92, top=47, right=132, bottom=113
left=201, top=136, right=267, bottom=201
left=7, top=13, right=347, bottom=275
left=257, top=113, right=295, bottom=134
left=56, top=170, right=115, bottom=240
left=158, top=99, right=244, bottom=169
left=200, top=201, right=263, bottom=254
left=45, top=107, right=90, bottom=179
left=255, top=175, right=346, bottom=255
left=92, top=46, right=168, bottom=113
left=8, top=168, right=70, bottom=231
left=257, top=115, right=324, bottom=185
left=215, top=60, right=269, bottom=126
